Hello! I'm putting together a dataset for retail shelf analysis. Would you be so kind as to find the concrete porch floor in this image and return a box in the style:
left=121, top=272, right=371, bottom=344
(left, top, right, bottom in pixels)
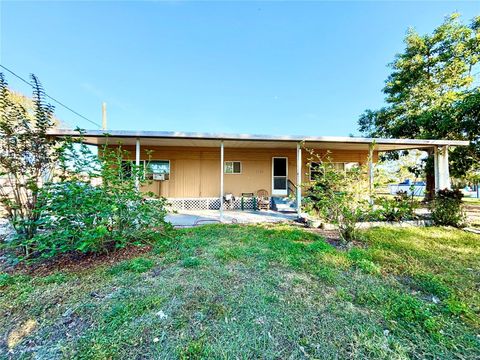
left=166, top=210, right=298, bottom=227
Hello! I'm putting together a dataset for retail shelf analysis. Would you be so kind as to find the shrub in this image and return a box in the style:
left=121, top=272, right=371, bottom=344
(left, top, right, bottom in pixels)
left=429, top=189, right=464, bottom=227
left=304, top=150, right=373, bottom=243
left=6, top=141, right=172, bottom=261
left=0, top=73, right=62, bottom=243
left=375, top=191, right=418, bottom=222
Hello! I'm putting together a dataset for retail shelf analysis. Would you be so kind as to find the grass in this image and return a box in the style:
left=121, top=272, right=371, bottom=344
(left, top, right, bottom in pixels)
left=463, top=197, right=480, bottom=205
left=1, top=224, right=479, bottom=359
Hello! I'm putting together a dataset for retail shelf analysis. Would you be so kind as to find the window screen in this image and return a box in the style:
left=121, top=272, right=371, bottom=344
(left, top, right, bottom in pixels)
left=273, top=158, right=287, bottom=176
left=146, top=160, right=170, bottom=180
left=225, top=161, right=242, bottom=174
left=148, top=161, right=170, bottom=174
left=309, top=162, right=349, bottom=180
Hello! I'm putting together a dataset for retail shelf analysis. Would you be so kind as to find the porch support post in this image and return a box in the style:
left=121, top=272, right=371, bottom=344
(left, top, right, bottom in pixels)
left=368, top=142, right=374, bottom=203
left=220, top=140, right=224, bottom=222
left=135, top=138, right=140, bottom=191
left=436, top=145, right=451, bottom=190
left=296, top=142, right=302, bottom=218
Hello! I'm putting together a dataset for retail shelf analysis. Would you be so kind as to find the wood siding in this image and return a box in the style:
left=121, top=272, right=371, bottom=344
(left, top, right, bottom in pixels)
left=115, top=145, right=377, bottom=198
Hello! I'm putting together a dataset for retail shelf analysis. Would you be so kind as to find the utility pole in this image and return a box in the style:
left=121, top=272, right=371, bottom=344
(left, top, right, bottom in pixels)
left=102, top=102, right=107, bottom=130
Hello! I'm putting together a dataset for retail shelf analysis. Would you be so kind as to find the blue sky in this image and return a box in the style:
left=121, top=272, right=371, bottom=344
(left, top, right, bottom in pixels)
left=1, top=1, right=479, bottom=136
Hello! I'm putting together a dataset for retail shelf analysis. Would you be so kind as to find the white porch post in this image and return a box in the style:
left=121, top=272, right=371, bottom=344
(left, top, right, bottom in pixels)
left=437, top=145, right=451, bottom=190
left=135, top=138, right=141, bottom=191
left=296, top=142, right=302, bottom=218
left=368, top=142, right=374, bottom=203
left=220, top=141, right=224, bottom=222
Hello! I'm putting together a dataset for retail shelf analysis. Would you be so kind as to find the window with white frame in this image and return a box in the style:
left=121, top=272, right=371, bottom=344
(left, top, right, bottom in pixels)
left=147, top=160, right=170, bottom=180
left=309, top=162, right=359, bottom=181
left=224, top=161, right=242, bottom=174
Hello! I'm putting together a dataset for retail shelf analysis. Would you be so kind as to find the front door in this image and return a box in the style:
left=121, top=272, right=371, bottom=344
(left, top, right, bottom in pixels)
left=272, top=157, right=288, bottom=196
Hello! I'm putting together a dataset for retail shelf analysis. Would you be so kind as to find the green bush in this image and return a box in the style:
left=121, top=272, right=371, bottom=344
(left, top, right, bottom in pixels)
left=429, top=189, right=464, bottom=227
left=6, top=142, right=172, bottom=261
left=375, top=191, right=418, bottom=222
left=304, top=151, right=372, bottom=243
left=0, top=74, right=62, bottom=241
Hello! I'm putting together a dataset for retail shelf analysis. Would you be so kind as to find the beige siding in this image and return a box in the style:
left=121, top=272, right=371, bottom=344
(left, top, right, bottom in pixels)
left=113, top=145, right=376, bottom=198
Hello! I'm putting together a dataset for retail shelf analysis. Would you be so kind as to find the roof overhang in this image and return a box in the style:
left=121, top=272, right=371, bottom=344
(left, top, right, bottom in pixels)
left=47, top=129, right=470, bottom=152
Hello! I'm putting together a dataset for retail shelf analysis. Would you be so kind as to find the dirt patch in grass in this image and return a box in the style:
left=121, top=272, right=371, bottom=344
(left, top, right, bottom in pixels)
left=305, top=228, right=366, bottom=250
left=1, top=245, right=152, bottom=276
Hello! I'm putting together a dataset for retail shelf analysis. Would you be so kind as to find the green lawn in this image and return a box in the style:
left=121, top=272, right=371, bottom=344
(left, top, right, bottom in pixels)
left=1, top=225, right=479, bottom=359
left=464, top=197, right=480, bottom=205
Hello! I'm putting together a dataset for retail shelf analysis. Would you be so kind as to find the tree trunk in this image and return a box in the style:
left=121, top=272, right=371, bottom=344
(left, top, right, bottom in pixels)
left=425, top=151, right=435, bottom=200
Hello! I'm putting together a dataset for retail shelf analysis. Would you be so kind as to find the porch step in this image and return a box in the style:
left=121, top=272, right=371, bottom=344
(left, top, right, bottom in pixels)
left=271, top=197, right=297, bottom=213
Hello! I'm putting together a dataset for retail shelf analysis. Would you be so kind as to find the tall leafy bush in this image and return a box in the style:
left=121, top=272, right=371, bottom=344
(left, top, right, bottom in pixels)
left=304, top=150, right=372, bottom=243
left=429, top=189, right=465, bottom=227
left=0, top=73, right=60, bottom=245
left=10, top=142, right=171, bottom=260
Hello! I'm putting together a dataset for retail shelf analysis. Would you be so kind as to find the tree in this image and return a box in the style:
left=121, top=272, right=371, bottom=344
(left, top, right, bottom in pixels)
left=6, top=89, right=63, bottom=128
left=358, top=13, right=480, bottom=196
left=0, top=72, right=60, bottom=242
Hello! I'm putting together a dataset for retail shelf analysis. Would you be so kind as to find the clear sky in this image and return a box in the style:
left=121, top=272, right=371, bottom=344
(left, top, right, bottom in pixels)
left=1, top=1, right=479, bottom=136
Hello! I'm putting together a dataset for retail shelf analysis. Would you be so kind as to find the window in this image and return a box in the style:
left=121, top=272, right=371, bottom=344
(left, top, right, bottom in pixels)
left=310, top=162, right=358, bottom=181
left=121, top=161, right=133, bottom=178
left=121, top=160, right=171, bottom=180
left=309, top=162, right=323, bottom=181
left=147, top=160, right=170, bottom=180
left=121, top=160, right=146, bottom=178
left=344, top=162, right=359, bottom=171
left=224, top=161, right=242, bottom=174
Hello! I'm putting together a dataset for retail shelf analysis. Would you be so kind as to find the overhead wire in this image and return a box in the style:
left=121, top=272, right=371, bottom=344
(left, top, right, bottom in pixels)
left=0, top=64, right=102, bottom=129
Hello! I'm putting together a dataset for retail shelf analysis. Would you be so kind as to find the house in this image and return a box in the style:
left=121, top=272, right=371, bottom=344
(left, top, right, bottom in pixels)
left=48, top=129, right=468, bottom=217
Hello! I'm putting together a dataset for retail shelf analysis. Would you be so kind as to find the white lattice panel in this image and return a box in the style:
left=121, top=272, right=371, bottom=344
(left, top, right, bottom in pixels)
left=227, top=197, right=255, bottom=210
left=167, top=197, right=256, bottom=211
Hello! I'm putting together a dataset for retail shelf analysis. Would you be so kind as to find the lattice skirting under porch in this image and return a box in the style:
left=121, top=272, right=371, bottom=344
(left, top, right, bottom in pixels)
left=167, top=197, right=258, bottom=211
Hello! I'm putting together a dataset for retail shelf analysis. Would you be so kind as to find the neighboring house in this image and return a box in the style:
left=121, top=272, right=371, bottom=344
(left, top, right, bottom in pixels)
left=48, top=130, right=468, bottom=216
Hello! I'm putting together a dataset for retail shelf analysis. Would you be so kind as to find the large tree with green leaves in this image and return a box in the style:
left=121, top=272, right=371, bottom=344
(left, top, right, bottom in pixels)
left=358, top=13, right=480, bottom=193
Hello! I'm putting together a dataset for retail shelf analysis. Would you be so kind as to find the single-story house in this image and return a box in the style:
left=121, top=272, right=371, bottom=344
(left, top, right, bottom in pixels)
left=48, top=129, right=468, bottom=218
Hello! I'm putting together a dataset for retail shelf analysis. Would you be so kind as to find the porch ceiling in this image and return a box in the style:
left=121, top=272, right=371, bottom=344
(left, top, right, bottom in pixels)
left=47, top=129, right=469, bottom=151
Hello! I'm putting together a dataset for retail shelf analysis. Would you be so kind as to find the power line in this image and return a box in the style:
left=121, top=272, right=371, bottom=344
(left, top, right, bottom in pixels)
left=0, top=64, right=102, bottom=128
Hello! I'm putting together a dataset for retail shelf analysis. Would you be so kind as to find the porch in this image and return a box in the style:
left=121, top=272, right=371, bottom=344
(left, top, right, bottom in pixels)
left=48, top=129, right=468, bottom=220
left=166, top=209, right=298, bottom=227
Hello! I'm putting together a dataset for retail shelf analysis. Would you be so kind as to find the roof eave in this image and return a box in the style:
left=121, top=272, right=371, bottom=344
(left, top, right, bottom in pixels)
left=46, top=129, right=470, bottom=147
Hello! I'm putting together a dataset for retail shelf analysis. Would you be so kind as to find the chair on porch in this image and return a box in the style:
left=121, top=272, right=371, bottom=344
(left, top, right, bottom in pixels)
left=256, top=189, right=270, bottom=211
